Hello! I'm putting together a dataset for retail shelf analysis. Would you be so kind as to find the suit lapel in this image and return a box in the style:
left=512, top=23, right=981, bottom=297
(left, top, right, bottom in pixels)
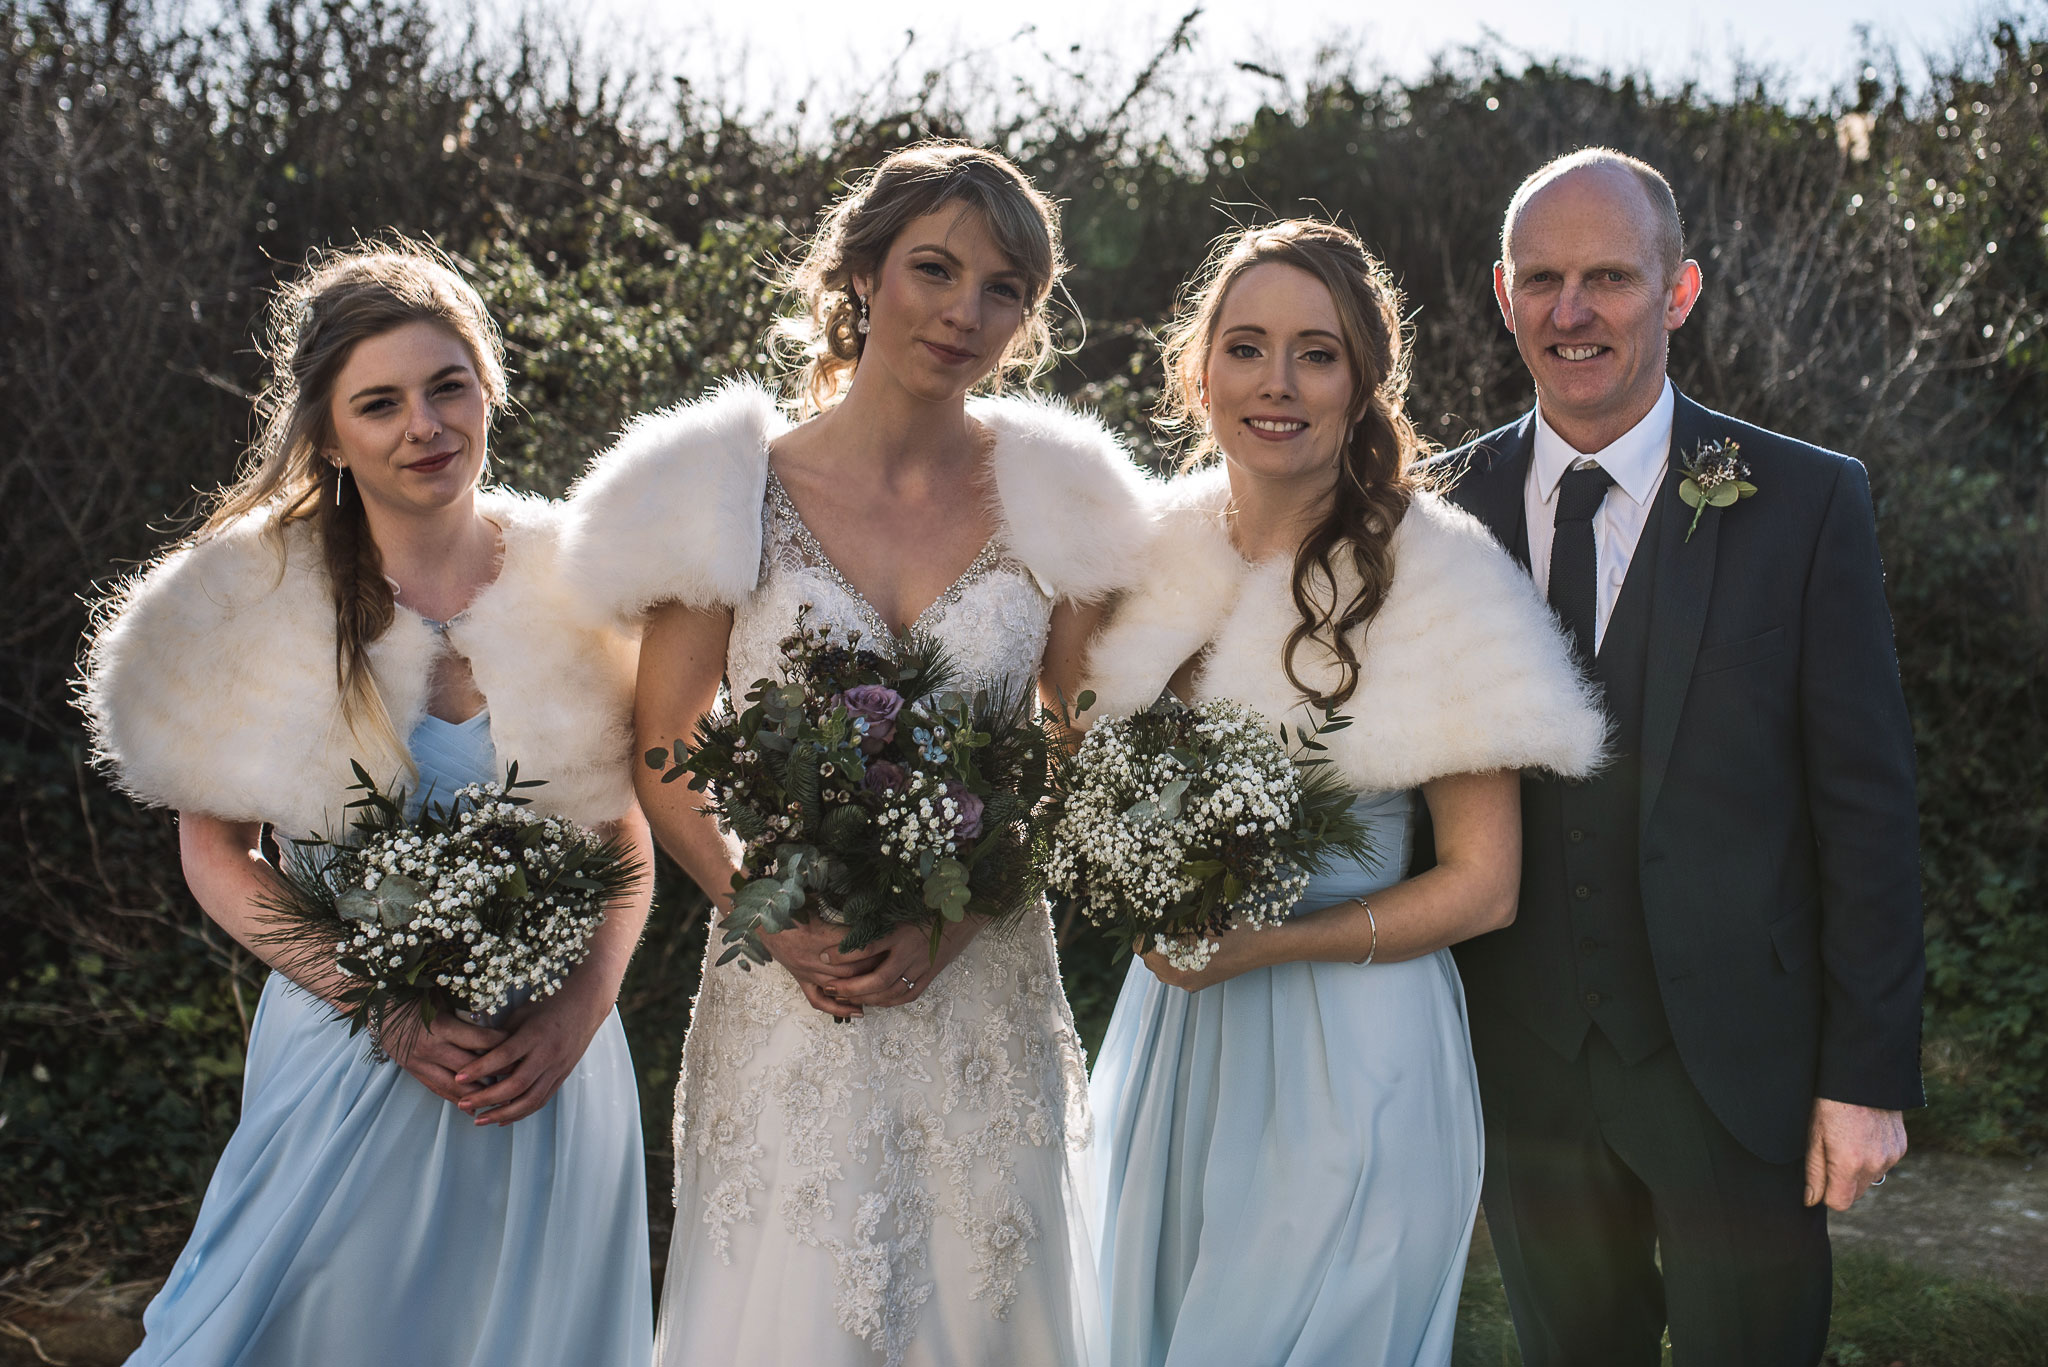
left=1639, top=391, right=1722, bottom=830
left=1452, top=412, right=1535, bottom=570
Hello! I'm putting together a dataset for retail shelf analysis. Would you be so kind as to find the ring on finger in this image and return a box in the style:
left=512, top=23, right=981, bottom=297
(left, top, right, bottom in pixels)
left=1871, top=1173, right=1887, bottom=1187
left=900, top=974, right=917, bottom=992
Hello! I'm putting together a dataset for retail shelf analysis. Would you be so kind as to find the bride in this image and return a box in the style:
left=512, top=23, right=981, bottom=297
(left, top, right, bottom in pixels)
left=561, top=141, right=1150, bottom=1366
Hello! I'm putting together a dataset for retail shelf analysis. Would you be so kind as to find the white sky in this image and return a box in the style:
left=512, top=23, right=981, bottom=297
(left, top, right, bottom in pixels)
left=546, top=0, right=1994, bottom=126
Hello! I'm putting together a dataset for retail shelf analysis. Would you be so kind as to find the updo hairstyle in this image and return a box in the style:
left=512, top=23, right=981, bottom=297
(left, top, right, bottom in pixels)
left=779, top=140, right=1064, bottom=412
left=203, top=236, right=506, bottom=751
left=1156, top=218, right=1425, bottom=709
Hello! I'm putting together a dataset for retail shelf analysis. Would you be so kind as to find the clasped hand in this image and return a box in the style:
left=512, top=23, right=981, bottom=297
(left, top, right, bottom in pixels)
left=763, top=915, right=980, bottom=1018
left=1140, top=922, right=1281, bottom=992
left=386, top=972, right=616, bottom=1126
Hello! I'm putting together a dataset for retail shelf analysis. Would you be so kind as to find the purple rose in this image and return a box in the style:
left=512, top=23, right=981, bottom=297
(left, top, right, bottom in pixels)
left=862, top=759, right=909, bottom=794
left=944, top=783, right=985, bottom=840
left=834, top=685, right=904, bottom=753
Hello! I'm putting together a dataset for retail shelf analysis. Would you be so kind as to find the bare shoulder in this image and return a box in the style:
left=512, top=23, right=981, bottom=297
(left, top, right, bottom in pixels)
left=762, top=409, right=833, bottom=482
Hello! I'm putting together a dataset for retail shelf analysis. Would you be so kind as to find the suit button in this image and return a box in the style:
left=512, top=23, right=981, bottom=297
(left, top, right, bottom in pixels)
left=1569, top=829, right=1586, bottom=843
left=1574, top=884, right=1591, bottom=900
left=1584, top=991, right=1603, bottom=1009
left=1579, top=937, right=1599, bottom=956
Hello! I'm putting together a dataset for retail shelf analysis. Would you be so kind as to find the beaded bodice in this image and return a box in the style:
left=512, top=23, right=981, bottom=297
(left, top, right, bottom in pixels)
left=726, top=471, right=1053, bottom=700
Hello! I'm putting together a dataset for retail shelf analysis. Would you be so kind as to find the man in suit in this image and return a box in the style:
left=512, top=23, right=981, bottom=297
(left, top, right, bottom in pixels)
left=1445, top=148, right=1925, bottom=1364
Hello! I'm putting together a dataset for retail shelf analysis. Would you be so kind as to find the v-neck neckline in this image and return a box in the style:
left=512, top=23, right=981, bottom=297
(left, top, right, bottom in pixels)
left=765, top=468, right=1002, bottom=641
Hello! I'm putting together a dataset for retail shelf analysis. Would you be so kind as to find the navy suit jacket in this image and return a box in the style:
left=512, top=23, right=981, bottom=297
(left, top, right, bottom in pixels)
left=1444, top=388, right=1926, bottom=1163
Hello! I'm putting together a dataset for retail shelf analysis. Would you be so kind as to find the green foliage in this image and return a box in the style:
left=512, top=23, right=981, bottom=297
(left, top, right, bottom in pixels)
left=1824, top=1249, right=2048, bottom=1367
left=3, top=0, right=2045, bottom=1285
left=1, top=746, right=255, bottom=1273
left=1449, top=1245, right=2048, bottom=1364
left=476, top=212, right=786, bottom=492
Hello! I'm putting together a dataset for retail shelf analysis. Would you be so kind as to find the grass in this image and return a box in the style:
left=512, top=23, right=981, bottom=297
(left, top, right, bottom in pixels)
left=1453, top=1245, right=2048, bottom=1367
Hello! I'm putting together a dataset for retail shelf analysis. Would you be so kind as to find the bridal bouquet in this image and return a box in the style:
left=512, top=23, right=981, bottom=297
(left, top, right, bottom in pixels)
left=260, top=762, right=641, bottom=1059
left=1044, top=693, right=1372, bottom=972
left=648, top=608, right=1052, bottom=968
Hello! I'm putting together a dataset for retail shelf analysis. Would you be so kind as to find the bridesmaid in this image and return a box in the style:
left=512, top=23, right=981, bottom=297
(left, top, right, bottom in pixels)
left=79, top=241, right=654, bottom=1366
left=1080, top=220, right=1606, bottom=1365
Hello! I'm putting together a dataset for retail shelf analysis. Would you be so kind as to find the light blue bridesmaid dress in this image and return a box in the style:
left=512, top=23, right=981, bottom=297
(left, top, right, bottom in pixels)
left=127, top=713, right=653, bottom=1367
left=1089, top=789, right=1482, bottom=1367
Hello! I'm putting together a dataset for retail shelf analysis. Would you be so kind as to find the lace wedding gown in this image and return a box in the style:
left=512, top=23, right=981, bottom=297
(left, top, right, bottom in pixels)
left=654, top=473, right=1102, bottom=1367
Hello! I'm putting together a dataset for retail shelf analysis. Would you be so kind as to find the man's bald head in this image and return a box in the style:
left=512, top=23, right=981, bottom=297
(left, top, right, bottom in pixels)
left=1501, top=149, right=1685, bottom=285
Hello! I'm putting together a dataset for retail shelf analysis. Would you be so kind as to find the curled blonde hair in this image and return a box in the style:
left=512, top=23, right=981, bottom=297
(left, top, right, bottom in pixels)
left=776, top=140, right=1064, bottom=413
left=204, top=237, right=506, bottom=760
left=1157, top=218, right=1427, bottom=708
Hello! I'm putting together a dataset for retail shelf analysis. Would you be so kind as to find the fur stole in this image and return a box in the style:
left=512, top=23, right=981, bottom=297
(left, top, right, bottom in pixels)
left=78, top=489, right=639, bottom=839
left=557, top=377, right=1156, bottom=621
left=1083, top=466, right=1607, bottom=791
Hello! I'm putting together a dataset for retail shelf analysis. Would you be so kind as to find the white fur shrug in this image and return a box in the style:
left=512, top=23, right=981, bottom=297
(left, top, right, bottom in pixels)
left=1083, top=467, right=1607, bottom=791
left=557, top=378, right=1156, bottom=620
left=78, top=489, right=639, bottom=839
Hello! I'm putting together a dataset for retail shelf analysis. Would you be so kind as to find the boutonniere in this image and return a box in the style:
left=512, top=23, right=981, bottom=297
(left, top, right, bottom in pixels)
left=1677, top=439, right=1757, bottom=542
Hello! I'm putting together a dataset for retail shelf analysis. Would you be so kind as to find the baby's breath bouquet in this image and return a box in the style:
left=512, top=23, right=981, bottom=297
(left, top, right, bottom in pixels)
left=647, top=607, right=1052, bottom=969
left=1045, top=692, right=1373, bottom=971
left=259, top=761, right=641, bottom=1060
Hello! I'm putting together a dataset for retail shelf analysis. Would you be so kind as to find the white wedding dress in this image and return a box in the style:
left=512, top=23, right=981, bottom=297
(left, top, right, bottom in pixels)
left=654, top=473, right=1102, bottom=1367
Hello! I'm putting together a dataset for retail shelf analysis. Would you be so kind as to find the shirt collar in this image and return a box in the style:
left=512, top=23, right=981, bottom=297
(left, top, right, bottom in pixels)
left=1530, top=377, right=1675, bottom=509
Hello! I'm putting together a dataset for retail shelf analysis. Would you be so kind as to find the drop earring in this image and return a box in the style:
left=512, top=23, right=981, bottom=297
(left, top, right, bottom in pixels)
left=856, top=299, right=871, bottom=336
left=333, top=463, right=350, bottom=508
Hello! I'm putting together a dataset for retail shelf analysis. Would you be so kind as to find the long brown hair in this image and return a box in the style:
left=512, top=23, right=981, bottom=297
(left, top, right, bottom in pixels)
left=776, top=140, right=1064, bottom=412
left=203, top=237, right=506, bottom=756
left=1157, top=219, right=1426, bottom=708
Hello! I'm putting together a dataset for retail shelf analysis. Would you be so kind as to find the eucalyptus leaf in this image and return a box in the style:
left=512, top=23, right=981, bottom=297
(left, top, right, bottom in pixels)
left=374, top=874, right=424, bottom=928
left=336, top=888, right=380, bottom=924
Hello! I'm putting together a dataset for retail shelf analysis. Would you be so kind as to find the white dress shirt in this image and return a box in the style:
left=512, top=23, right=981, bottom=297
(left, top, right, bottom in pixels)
left=1525, top=379, right=1676, bottom=654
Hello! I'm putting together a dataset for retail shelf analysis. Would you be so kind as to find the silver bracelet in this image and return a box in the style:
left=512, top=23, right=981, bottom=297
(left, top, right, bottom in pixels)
left=366, top=1000, right=390, bottom=1064
left=1357, top=899, right=1377, bottom=966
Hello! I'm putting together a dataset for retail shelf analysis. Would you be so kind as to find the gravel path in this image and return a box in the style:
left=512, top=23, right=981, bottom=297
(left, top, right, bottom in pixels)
left=1826, top=1149, right=2048, bottom=1293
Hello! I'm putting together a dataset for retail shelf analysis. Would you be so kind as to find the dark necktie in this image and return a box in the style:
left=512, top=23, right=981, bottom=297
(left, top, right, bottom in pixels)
left=1549, top=462, right=1615, bottom=664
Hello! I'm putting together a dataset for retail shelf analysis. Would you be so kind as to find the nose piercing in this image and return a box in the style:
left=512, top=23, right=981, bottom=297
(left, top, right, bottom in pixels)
left=405, top=431, right=420, bottom=443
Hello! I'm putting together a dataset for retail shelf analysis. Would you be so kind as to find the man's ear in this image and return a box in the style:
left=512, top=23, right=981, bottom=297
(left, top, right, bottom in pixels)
left=1492, top=261, right=1515, bottom=332
left=1665, top=259, right=1704, bottom=331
